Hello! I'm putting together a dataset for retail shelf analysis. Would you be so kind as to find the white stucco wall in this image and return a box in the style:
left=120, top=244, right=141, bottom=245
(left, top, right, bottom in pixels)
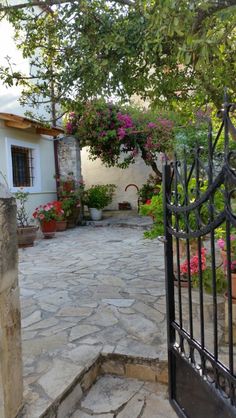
left=0, top=9, right=57, bottom=218
left=0, top=121, right=57, bottom=217
left=81, top=147, right=162, bottom=210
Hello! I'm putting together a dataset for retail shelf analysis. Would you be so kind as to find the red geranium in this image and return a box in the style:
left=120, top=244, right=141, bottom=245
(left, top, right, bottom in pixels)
left=180, top=248, right=207, bottom=276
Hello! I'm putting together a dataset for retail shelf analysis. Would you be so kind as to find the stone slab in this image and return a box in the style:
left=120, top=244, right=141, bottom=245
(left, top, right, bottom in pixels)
left=81, top=376, right=143, bottom=414
left=102, top=298, right=135, bottom=308
left=37, top=359, right=83, bottom=400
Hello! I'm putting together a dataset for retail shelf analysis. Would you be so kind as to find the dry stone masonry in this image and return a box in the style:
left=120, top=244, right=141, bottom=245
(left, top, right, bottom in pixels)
left=0, top=185, right=23, bottom=418
left=57, top=136, right=81, bottom=181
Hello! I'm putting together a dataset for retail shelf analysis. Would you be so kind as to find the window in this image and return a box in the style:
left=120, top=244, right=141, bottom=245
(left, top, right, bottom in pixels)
left=11, top=145, right=34, bottom=187
left=6, top=138, right=41, bottom=192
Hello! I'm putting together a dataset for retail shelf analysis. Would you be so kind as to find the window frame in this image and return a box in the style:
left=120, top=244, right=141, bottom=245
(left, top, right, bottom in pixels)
left=5, top=137, right=41, bottom=193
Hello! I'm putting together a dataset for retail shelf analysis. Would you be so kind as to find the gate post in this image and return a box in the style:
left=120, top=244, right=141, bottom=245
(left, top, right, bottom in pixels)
left=0, top=185, right=23, bottom=418
left=162, top=162, right=175, bottom=401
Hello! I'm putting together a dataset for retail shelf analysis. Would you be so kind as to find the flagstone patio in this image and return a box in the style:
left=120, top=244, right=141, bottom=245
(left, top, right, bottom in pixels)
left=19, top=222, right=169, bottom=417
left=18, top=217, right=229, bottom=417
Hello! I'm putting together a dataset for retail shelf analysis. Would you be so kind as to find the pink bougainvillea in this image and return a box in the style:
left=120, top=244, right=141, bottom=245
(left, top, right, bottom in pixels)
left=64, top=100, right=174, bottom=175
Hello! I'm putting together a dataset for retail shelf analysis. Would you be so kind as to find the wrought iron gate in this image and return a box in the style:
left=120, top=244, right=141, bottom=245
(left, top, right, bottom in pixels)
left=163, top=101, right=236, bottom=418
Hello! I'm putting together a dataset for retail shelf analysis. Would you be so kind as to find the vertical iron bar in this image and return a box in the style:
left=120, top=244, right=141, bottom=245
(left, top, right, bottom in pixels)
left=226, top=220, right=234, bottom=375
left=195, top=147, right=205, bottom=350
left=183, top=149, right=193, bottom=340
left=174, top=157, right=183, bottom=340
left=208, top=122, right=218, bottom=363
left=223, top=101, right=234, bottom=377
left=163, top=161, right=176, bottom=402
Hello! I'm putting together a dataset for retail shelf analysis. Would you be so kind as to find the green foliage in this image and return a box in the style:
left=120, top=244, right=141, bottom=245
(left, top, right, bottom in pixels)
left=0, top=0, right=235, bottom=123
left=138, top=174, right=161, bottom=203
left=56, top=174, right=84, bottom=218
left=171, top=178, right=225, bottom=233
left=15, top=189, right=30, bottom=227
left=174, top=124, right=209, bottom=161
left=192, top=266, right=227, bottom=295
left=139, top=189, right=164, bottom=238
left=140, top=176, right=226, bottom=240
left=84, top=184, right=116, bottom=209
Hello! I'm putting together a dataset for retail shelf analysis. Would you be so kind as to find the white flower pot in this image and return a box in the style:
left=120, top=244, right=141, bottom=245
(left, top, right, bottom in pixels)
left=89, top=208, right=103, bottom=221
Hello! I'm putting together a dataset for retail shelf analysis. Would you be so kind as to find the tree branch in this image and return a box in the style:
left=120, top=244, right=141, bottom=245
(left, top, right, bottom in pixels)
left=0, top=0, right=134, bottom=12
left=193, top=1, right=236, bottom=34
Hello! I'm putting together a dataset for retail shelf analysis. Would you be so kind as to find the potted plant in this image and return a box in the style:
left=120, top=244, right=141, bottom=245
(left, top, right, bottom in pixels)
left=15, top=189, right=38, bottom=247
left=33, top=201, right=64, bottom=239
left=217, top=235, right=236, bottom=298
left=177, top=247, right=207, bottom=287
left=61, top=197, right=81, bottom=228
left=54, top=201, right=67, bottom=231
left=84, top=184, right=116, bottom=221
left=217, top=235, right=236, bottom=264
left=58, top=175, right=84, bottom=228
left=178, top=247, right=227, bottom=293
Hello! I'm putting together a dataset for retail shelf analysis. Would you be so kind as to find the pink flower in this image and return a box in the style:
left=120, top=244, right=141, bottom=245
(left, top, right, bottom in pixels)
left=117, top=113, right=134, bottom=128
left=147, top=122, right=156, bottom=129
left=118, top=127, right=126, bottom=140
left=131, top=149, right=139, bottom=157
left=39, top=214, right=45, bottom=220
left=217, top=239, right=225, bottom=250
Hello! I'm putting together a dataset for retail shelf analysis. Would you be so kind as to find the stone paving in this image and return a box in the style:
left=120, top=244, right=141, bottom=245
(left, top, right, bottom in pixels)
left=19, top=221, right=168, bottom=417
left=18, top=214, right=229, bottom=417
left=71, top=376, right=176, bottom=418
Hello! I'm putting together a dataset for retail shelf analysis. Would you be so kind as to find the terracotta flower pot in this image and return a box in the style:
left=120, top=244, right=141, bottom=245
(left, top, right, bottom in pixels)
left=231, top=273, right=236, bottom=299
left=56, top=220, right=67, bottom=231
left=40, top=220, right=57, bottom=239
left=17, top=225, right=38, bottom=248
left=66, top=207, right=80, bottom=228
left=174, top=274, right=189, bottom=288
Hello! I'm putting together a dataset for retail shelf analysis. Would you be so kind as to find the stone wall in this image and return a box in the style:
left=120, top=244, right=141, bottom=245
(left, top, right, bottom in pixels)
left=57, top=136, right=82, bottom=181
left=0, top=185, right=23, bottom=418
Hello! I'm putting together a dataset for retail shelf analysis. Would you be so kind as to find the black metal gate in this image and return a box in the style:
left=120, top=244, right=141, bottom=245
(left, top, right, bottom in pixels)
left=163, top=101, right=236, bottom=418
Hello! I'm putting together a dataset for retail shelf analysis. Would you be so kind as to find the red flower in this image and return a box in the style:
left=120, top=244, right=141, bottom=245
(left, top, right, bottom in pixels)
left=180, top=248, right=207, bottom=275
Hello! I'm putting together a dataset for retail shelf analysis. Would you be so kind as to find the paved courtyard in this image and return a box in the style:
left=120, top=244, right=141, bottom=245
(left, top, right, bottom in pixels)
left=19, top=217, right=231, bottom=417
left=19, top=223, right=168, bottom=417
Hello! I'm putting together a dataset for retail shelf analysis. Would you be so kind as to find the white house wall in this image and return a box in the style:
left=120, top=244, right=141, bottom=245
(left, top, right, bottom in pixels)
left=0, top=10, right=57, bottom=217
left=0, top=121, right=57, bottom=216
left=81, top=147, right=161, bottom=210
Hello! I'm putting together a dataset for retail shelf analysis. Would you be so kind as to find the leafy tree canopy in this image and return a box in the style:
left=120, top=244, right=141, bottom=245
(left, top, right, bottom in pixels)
left=0, top=0, right=235, bottom=123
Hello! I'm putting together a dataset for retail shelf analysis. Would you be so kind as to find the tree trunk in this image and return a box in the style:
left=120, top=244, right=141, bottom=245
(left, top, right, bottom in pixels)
left=139, top=146, right=162, bottom=183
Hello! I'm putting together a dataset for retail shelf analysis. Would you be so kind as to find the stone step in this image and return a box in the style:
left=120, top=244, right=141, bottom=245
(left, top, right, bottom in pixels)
left=70, top=375, right=177, bottom=418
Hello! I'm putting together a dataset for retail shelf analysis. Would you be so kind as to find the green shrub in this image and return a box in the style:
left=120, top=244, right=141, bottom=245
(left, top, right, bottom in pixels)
left=139, top=188, right=164, bottom=238
left=84, top=184, right=116, bottom=210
